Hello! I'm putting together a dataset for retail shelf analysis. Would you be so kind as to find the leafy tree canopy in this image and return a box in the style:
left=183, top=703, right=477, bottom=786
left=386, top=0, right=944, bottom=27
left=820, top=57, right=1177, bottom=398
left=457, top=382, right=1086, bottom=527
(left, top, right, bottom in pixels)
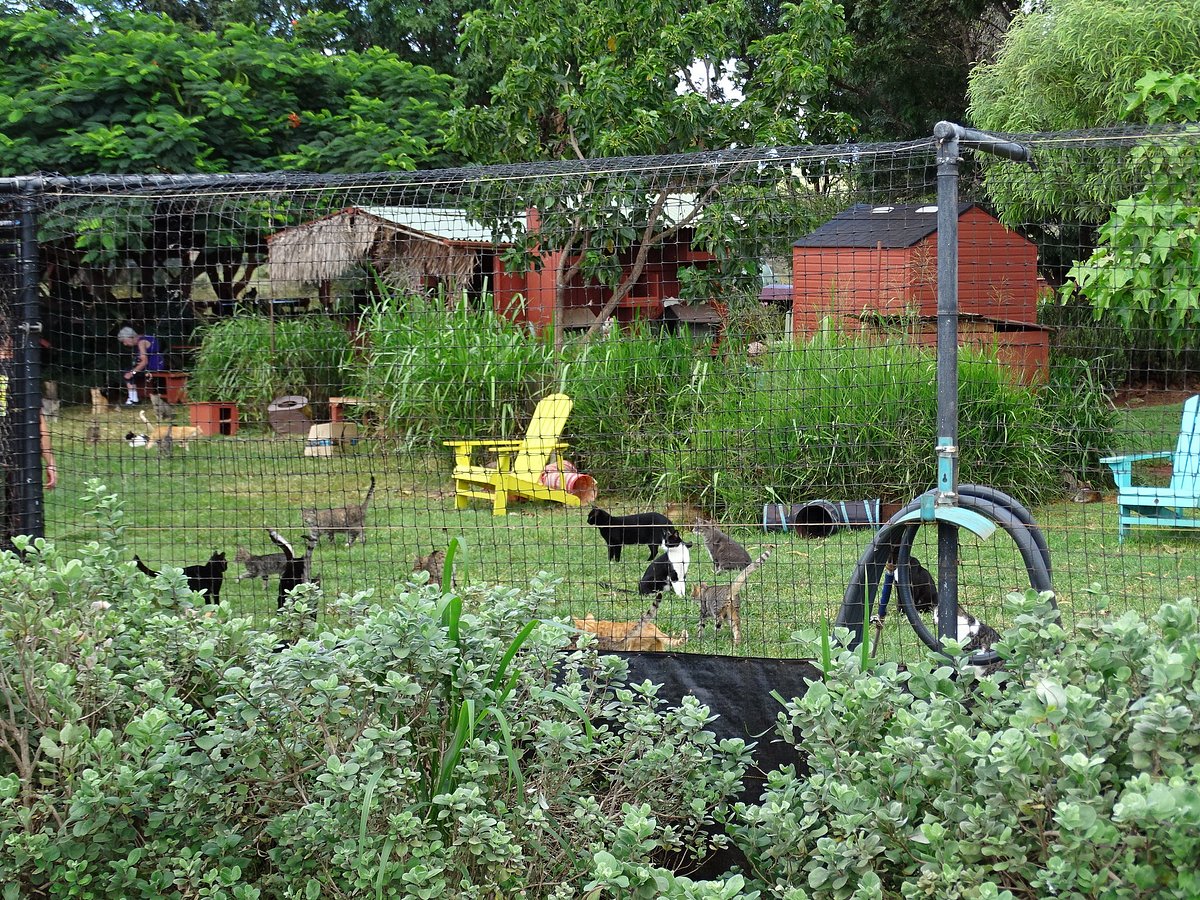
left=968, top=0, right=1200, bottom=135
left=448, top=0, right=854, bottom=339
left=0, top=8, right=457, bottom=175
left=450, top=0, right=853, bottom=163
left=821, top=0, right=1018, bottom=142
left=45, top=0, right=479, bottom=75
left=1060, top=74, right=1200, bottom=350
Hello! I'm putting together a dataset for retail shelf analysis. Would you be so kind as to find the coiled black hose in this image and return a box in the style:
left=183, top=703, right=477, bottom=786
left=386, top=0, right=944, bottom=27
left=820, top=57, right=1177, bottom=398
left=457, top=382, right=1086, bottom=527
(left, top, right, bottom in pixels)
left=836, top=485, right=1055, bottom=667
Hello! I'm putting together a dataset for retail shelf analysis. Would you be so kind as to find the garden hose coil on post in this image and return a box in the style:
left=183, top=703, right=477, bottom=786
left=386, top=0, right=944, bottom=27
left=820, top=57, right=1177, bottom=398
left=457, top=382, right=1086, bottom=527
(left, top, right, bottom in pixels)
left=836, top=485, right=1055, bottom=667
left=837, top=123, right=1057, bottom=665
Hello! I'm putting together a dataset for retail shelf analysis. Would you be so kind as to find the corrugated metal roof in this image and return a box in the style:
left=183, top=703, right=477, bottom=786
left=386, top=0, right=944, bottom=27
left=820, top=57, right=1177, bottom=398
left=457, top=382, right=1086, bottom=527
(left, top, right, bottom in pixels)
left=357, top=206, right=495, bottom=244
left=793, top=202, right=975, bottom=249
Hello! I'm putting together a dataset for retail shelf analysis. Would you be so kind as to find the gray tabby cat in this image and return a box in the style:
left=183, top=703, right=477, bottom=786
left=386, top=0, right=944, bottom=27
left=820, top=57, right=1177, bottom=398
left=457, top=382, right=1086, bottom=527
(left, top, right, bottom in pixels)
left=693, top=517, right=752, bottom=571
left=236, top=546, right=289, bottom=587
left=691, top=547, right=773, bottom=646
left=301, top=476, right=376, bottom=547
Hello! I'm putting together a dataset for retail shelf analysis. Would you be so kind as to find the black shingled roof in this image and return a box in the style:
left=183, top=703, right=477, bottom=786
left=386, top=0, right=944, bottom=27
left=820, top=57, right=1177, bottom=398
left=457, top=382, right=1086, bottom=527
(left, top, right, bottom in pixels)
left=793, top=202, right=975, bottom=249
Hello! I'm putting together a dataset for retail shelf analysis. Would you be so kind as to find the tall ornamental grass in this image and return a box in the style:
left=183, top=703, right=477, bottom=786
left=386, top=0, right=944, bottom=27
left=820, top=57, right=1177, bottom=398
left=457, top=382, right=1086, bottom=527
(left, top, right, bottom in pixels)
left=559, top=325, right=709, bottom=485
left=188, top=313, right=354, bottom=421
left=350, top=298, right=1108, bottom=514
left=676, top=340, right=1101, bottom=519
left=354, top=294, right=556, bottom=445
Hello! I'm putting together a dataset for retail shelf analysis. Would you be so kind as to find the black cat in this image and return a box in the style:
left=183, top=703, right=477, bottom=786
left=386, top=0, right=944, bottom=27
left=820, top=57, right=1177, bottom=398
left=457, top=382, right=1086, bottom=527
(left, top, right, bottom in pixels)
left=588, top=507, right=678, bottom=562
left=267, top=530, right=318, bottom=610
left=897, top=553, right=937, bottom=614
left=134, top=551, right=228, bottom=604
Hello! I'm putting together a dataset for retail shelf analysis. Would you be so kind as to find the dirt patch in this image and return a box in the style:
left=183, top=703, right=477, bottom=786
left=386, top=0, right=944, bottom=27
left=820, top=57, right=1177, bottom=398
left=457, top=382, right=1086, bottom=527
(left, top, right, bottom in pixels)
left=1111, top=386, right=1199, bottom=409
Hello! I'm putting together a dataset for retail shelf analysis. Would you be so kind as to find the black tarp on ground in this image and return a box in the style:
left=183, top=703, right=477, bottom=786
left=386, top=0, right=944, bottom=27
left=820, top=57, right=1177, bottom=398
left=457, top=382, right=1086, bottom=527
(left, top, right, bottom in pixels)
left=613, top=651, right=823, bottom=880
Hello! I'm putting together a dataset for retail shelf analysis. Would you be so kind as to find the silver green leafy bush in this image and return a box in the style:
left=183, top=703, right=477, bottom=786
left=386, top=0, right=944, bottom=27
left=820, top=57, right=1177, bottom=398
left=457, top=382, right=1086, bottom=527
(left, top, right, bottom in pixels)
left=0, top=481, right=750, bottom=899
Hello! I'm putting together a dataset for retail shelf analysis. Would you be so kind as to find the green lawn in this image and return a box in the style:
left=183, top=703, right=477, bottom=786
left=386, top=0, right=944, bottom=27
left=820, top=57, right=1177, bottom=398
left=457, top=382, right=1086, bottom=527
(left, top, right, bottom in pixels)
left=42, top=397, right=1200, bottom=662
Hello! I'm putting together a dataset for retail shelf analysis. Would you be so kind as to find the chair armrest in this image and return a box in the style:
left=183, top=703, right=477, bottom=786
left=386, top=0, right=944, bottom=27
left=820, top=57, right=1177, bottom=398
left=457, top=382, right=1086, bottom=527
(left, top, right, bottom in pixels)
left=444, top=439, right=525, bottom=469
left=1099, top=451, right=1173, bottom=465
left=443, top=440, right=524, bottom=450
left=1100, top=450, right=1173, bottom=489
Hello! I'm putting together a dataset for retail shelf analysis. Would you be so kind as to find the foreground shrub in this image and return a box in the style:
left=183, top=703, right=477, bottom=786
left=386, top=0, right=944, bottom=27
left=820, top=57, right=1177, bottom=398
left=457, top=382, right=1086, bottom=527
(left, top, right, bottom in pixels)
left=0, top=484, right=750, bottom=898
left=729, top=590, right=1200, bottom=898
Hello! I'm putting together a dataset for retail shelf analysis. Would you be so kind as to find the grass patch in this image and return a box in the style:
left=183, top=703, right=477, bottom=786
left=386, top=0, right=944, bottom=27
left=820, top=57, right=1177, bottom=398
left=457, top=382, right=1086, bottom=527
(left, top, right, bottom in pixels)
left=42, top=394, right=1200, bottom=662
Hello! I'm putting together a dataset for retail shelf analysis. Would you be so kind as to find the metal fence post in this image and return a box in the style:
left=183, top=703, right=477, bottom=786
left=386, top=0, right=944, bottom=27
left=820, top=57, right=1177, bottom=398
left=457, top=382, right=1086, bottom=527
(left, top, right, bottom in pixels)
left=932, top=121, right=1035, bottom=643
left=1, top=177, right=46, bottom=543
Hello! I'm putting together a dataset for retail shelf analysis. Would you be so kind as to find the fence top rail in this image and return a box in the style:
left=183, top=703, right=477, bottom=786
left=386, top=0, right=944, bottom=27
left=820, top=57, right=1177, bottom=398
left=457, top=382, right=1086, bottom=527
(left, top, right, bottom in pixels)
left=2, top=123, right=1196, bottom=199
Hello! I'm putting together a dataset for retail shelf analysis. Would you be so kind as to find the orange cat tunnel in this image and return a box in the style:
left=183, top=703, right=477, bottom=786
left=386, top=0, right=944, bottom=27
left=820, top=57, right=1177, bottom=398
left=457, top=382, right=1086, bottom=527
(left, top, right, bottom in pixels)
left=540, top=460, right=598, bottom=504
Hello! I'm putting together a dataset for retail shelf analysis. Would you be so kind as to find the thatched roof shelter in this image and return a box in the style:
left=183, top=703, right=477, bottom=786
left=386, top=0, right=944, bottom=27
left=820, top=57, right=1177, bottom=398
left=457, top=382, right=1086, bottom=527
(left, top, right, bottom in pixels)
left=267, top=207, right=496, bottom=304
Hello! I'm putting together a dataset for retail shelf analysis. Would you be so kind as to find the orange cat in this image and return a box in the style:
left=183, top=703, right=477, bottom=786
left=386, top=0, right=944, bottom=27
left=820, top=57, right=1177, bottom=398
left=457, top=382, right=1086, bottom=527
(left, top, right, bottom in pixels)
left=573, top=594, right=688, bottom=652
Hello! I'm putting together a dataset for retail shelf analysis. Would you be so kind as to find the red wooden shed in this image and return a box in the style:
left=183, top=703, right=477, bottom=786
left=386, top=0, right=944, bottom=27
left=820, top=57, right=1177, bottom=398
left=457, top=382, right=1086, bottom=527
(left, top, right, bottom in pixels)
left=791, top=202, right=1048, bottom=381
left=495, top=208, right=718, bottom=334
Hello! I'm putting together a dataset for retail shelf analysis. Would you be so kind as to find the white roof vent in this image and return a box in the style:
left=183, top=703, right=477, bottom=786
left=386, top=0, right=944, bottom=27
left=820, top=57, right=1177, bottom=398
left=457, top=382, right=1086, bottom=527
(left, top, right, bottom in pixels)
left=871, top=206, right=894, bottom=214
left=916, top=205, right=938, bottom=213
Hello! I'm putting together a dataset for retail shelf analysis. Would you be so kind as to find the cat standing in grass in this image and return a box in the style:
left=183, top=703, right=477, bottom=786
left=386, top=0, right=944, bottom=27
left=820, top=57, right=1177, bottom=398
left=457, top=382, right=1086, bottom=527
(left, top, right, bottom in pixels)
left=692, top=547, right=773, bottom=646
left=236, top=546, right=288, bottom=588
left=413, top=548, right=455, bottom=588
left=301, top=476, right=376, bottom=547
left=693, top=517, right=752, bottom=572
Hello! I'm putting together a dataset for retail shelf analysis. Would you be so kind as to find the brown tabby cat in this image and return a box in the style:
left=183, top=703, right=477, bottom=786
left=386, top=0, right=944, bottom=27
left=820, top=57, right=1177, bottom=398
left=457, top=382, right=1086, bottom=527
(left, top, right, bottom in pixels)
left=413, top=548, right=454, bottom=588
left=693, top=517, right=752, bottom=572
left=572, top=593, right=687, bottom=652
left=300, top=476, right=376, bottom=547
left=236, top=545, right=289, bottom=588
left=691, top=547, right=773, bottom=646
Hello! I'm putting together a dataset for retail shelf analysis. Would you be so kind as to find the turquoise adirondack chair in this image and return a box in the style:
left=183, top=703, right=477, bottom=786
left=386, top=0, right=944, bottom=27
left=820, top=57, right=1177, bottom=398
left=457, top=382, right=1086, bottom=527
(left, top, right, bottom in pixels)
left=1101, top=394, right=1200, bottom=543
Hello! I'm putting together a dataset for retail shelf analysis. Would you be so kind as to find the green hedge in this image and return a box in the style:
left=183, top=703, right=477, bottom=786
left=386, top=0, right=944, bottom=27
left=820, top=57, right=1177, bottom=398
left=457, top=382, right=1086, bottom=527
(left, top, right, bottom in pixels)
left=0, top=483, right=748, bottom=898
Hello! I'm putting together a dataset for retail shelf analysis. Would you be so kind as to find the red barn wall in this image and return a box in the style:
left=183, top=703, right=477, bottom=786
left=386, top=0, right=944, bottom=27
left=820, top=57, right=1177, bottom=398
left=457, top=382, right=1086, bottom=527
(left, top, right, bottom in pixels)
left=904, top=208, right=1039, bottom=322
left=792, top=208, right=1040, bottom=336
left=792, top=246, right=914, bottom=334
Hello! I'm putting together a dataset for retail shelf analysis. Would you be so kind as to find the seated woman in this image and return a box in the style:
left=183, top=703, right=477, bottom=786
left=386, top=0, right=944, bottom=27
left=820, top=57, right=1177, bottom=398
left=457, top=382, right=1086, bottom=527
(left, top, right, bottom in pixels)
left=116, top=326, right=165, bottom=406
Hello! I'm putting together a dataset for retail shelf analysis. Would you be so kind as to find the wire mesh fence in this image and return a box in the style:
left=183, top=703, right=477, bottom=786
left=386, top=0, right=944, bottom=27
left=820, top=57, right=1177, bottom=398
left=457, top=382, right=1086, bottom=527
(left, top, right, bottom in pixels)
left=4, top=124, right=1199, bottom=660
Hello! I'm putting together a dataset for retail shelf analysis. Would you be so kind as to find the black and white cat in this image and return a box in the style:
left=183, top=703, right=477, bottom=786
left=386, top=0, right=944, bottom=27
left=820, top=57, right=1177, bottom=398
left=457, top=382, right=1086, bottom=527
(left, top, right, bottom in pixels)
left=267, top=529, right=318, bottom=610
left=638, top=531, right=691, bottom=597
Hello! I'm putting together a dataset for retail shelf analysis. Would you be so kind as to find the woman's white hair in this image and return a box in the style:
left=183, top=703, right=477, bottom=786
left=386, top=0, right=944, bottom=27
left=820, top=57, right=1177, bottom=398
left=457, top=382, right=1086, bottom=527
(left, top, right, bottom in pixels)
left=117, top=326, right=138, bottom=341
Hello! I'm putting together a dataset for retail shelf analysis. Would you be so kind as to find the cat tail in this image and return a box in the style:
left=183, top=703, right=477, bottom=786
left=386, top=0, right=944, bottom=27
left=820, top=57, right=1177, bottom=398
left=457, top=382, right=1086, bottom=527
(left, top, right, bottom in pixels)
left=638, top=591, right=667, bottom=625
left=729, top=547, right=774, bottom=599
left=268, top=529, right=297, bottom=560
left=361, top=476, right=377, bottom=509
left=598, top=581, right=640, bottom=595
left=133, top=555, right=159, bottom=578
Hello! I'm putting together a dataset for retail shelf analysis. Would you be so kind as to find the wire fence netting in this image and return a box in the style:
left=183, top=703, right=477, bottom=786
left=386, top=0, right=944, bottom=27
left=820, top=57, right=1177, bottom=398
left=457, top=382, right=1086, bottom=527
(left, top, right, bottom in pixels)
left=4, top=124, right=1199, bottom=660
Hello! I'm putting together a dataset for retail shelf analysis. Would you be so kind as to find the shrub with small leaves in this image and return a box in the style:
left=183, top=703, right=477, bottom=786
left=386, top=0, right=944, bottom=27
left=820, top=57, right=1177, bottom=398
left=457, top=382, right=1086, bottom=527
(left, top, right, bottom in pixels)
left=728, top=589, right=1200, bottom=899
left=0, top=482, right=750, bottom=898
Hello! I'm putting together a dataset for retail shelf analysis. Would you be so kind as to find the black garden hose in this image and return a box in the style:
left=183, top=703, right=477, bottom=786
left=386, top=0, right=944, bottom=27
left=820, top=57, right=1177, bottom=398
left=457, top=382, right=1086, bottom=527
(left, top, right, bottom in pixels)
left=836, top=487, right=1055, bottom=668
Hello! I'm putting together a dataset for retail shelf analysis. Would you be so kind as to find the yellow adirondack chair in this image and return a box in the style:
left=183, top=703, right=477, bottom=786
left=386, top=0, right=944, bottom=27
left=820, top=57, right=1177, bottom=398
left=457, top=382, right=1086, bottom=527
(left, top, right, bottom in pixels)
left=444, top=393, right=582, bottom=515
